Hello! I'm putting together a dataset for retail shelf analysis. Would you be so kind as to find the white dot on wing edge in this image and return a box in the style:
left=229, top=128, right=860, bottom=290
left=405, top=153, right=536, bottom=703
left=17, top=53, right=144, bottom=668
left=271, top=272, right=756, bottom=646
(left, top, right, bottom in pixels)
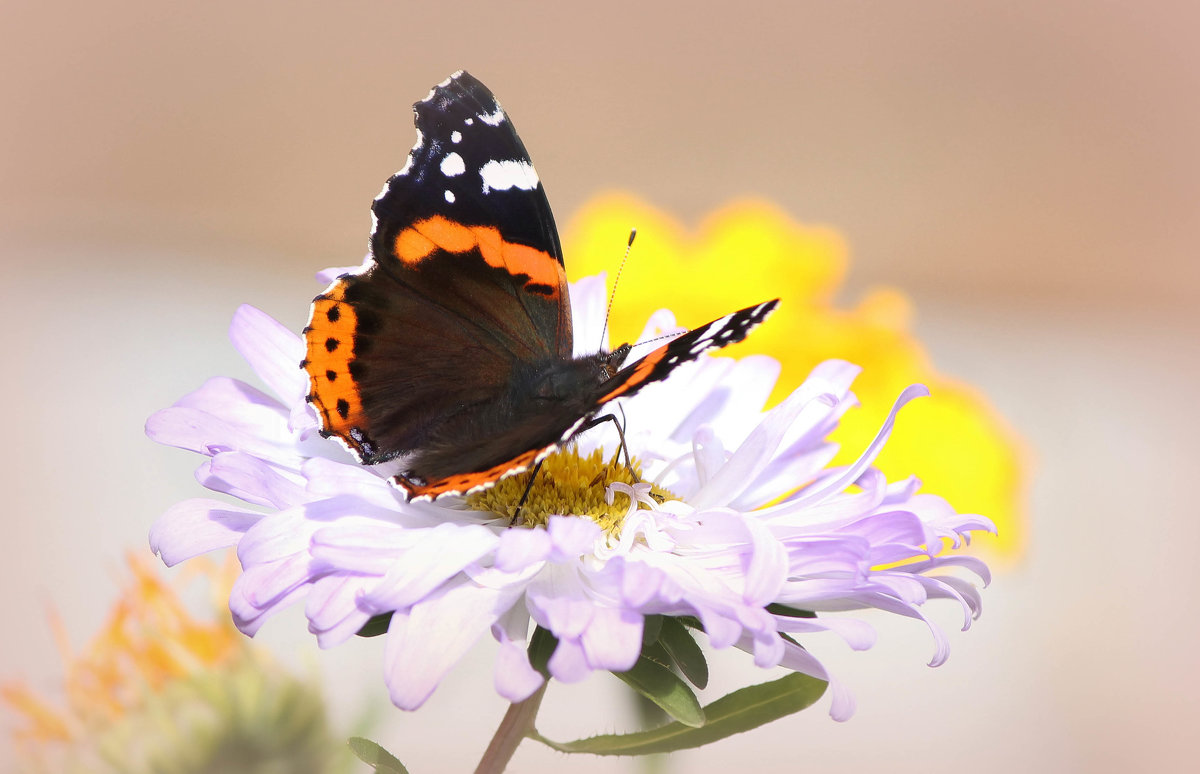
left=478, top=106, right=506, bottom=126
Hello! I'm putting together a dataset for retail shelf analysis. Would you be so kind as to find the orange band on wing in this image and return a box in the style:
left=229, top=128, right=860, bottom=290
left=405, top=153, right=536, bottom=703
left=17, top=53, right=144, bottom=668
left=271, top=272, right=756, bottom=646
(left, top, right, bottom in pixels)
left=395, top=445, right=547, bottom=500
left=392, top=215, right=561, bottom=292
left=599, top=346, right=668, bottom=402
left=395, top=227, right=437, bottom=263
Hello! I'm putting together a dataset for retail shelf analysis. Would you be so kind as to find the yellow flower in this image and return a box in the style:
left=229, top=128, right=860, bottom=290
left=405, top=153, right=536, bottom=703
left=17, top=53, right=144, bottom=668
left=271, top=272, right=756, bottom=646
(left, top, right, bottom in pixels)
left=3, top=555, right=347, bottom=774
left=563, top=193, right=1026, bottom=559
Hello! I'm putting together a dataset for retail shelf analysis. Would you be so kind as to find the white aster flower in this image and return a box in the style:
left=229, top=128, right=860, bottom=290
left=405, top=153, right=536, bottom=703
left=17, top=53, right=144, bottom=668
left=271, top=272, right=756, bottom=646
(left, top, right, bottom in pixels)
left=147, top=271, right=993, bottom=722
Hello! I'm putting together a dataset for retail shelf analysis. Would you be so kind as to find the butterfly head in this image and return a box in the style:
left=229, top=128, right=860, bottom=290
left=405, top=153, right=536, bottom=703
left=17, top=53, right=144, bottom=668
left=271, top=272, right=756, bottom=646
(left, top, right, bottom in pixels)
left=599, top=343, right=632, bottom=379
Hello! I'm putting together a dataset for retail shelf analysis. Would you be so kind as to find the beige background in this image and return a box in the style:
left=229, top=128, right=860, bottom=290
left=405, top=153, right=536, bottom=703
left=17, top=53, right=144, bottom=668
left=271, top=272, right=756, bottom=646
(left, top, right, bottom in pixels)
left=3, top=1, right=1197, bottom=772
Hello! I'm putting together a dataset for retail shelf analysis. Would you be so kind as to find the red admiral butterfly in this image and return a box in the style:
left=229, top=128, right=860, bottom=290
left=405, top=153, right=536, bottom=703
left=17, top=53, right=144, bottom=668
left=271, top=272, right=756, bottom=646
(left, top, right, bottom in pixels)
left=303, top=71, right=778, bottom=501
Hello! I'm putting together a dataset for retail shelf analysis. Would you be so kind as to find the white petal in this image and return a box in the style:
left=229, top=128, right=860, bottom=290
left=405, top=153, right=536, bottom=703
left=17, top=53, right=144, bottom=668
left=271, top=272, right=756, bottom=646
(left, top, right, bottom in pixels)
left=787, top=383, right=930, bottom=509
left=147, top=405, right=302, bottom=469
left=686, top=355, right=781, bottom=448
left=302, top=457, right=402, bottom=509
left=361, top=523, right=500, bottom=611
left=229, top=305, right=307, bottom=407
left=383, top=581, right=523, bottom=709
left=687, top=372, right=845, bottom=510
left=491, top=604, right=545, bottom=702
left=202, top=451, right=308, bottom=509
left=230, top=554, right=312, bottom=635
left=546, top=515, right=602, bottom=559
left=315, top=257, right=370, bottom=285
left=547, top=637, right=591, bottom=683
left=740, top=517, right=788, bottom=606
left=569, top=274, right=610, bottom=357
left=495, top=526, right=553, bottom=571
left=773, top=637, right=856, bottom=721
left=306, top=574, right=374, bottom=648
left=580, top=606, right=643, bottom=672
left=237, top=503, right=320, bottom=566
left=149, top=498, right=261, bottom=566
left=526, top=565, right=593, bottom=639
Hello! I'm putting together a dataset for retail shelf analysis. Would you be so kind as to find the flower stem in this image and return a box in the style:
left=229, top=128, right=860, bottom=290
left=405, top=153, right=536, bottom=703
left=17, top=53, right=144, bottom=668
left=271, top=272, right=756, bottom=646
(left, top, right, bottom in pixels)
left=473, top=683, right=548, bottom=774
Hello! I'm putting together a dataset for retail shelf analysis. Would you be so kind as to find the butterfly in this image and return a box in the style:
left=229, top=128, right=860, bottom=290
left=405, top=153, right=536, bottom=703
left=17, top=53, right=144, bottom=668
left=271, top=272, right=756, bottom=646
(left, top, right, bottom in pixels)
left=302, top=71, right=778, bottom=501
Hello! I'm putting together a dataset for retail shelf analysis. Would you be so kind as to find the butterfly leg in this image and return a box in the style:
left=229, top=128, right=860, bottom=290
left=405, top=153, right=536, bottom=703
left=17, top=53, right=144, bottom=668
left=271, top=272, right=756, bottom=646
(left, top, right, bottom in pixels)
left=512, top=459, right=546, bottom=524
left=579, top=411, right=636, bottom=479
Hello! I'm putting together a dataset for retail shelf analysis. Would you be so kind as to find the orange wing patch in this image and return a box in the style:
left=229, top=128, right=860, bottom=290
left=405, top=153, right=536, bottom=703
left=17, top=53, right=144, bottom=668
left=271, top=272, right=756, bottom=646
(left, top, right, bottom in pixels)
left=392, top=215, right=563, bottom=297
left=302, top=279, right=372, bottom=457
left=394, top=445, right=550, bottom=501
left=600, top=346, right=668, bottom=402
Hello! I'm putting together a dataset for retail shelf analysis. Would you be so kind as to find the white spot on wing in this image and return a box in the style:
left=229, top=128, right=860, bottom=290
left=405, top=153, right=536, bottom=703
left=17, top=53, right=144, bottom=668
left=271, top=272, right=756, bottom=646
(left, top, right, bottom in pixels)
left=479, top=106, right=506, bottom=126
left=444, top=190, right=455, bottom=203
left=440, top=152, right=466, bottom=177
left=451, top=131, right=462, bottom=143
left=464, top=118, right=474, bottom=126
left=480, top=159, right=539, bottom=193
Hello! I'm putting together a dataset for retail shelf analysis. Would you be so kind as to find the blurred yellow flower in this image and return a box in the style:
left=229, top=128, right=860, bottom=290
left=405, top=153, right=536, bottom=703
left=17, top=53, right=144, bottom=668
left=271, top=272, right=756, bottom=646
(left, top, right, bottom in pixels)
left=563, top=193, right=1025, bottom=559
left=3, top=555, right=347, bottom=774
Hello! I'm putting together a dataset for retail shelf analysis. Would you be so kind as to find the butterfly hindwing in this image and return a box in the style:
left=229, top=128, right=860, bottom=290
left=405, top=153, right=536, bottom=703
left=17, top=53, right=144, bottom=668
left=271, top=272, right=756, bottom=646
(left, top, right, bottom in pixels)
left=391, top=300, right=780, bottom=501
left=305, top=267, right=524, bottom=462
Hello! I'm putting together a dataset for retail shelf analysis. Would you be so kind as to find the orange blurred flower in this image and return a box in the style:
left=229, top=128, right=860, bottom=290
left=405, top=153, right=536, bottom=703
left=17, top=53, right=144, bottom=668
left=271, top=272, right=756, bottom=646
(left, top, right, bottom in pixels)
left=563, top=194, right=1026, bottom=559
left=3, top=555, right=345, bottom=774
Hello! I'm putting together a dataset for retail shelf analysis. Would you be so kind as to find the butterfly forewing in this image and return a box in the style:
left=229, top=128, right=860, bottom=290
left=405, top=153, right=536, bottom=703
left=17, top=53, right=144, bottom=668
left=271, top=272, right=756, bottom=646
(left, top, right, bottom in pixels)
left=305, top=72, right=572, bottom=464
left=370, top=71, right=571, bottom=359
left=594, top=300, right=780, bottom=404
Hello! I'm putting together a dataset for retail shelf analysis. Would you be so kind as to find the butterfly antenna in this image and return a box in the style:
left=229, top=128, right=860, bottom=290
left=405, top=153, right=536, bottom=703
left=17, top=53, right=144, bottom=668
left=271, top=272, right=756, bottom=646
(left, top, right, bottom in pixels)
left=630, top=330, right=684, bottom=351
left=599, top=229, right=636, bottom=351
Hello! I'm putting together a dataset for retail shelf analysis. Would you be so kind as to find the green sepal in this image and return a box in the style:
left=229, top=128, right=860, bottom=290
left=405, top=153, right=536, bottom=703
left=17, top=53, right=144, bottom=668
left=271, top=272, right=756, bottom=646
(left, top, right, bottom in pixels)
left=611, top=656, right=705, bottom=728
left=355, top=613, right=392, bottom=638
left=527, top=625, right=558, bottom=679
left=766, top=603, right=817, bottom=618
left=348, top=737, right=409, bottom=773
left=533, top=672, right=827, bottom=756
left=657, top=617, right=709, bottom=689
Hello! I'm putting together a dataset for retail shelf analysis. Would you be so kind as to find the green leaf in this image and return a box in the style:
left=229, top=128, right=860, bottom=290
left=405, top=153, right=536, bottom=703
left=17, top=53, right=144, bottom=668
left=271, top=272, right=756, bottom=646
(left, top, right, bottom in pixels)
left=355, top=613, right=392, bottom=638
left=657, top=617, right=709, bottom=690
left=527, top=625, right=558, bottom=679
left=348, top=737, right=409, bottom=773
left=534, top=672, right=827, bottom=756
left=611, top=656, right=705, bottom=728
left=639, top=639, right=673, bottom=668
left=766, top=603, right=817, bottom=618
left=642, top=614, right=664, bottom=646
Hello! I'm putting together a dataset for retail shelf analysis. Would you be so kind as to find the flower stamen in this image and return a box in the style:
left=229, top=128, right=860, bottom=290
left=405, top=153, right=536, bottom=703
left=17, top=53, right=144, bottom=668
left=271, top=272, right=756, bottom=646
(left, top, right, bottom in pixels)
left=466, top=447, right=676, bottom=534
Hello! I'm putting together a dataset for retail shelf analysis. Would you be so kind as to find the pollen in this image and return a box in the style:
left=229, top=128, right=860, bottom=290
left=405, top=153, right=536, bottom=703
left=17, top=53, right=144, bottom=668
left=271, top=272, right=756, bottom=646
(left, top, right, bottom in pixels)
left=466, top=447, right=676, bottom=535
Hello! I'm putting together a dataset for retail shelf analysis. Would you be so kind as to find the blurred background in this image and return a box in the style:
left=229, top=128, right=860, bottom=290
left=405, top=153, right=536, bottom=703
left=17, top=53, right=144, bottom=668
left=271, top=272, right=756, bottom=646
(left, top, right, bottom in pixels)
left=2, top=1, right=1197, bottom=772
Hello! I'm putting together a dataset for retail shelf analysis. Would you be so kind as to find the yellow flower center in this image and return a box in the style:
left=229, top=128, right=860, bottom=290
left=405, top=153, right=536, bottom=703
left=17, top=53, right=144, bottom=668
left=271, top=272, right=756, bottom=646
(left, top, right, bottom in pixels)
left=466, top=447, right=676, bottom=535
